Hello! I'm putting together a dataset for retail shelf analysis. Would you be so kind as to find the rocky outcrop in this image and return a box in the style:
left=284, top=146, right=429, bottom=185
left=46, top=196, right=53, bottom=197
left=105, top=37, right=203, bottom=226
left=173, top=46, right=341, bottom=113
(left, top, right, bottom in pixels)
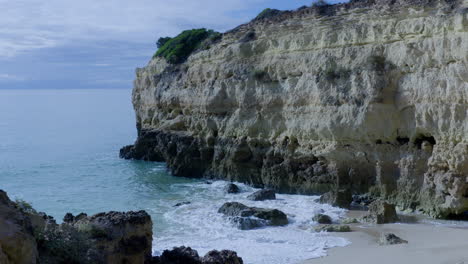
left=0, top=191, right=38, bottom=264
left=122, top=0, right=468, bottom=218
left=149, top=247, right=243, bottom=264
left=61, top=211, right=153, bottom=264
left=0, top=190, right=153, bottom=264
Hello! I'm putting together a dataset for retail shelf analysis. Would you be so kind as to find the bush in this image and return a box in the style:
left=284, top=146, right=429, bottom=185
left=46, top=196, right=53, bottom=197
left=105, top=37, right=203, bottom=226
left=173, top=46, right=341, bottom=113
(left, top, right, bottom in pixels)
left=254, top=8, right=283, bottom=21
left=154, top=28, right=220, bottom=64
left=312, top=0, right=330, bottom=7
left=156, top=37, right=172, bottom=48
left=14, top=199, right=35, bottom=213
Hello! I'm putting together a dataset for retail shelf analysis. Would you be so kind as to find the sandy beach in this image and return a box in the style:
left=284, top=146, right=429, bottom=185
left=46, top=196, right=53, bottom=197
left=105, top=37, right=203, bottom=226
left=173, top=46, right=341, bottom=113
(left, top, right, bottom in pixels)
left=304, top=212, right=468, bottom=264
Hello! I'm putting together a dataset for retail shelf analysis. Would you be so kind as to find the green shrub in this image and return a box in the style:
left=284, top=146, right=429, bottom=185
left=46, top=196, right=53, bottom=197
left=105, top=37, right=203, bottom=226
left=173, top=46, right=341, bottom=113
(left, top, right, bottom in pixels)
left=312, top=0, right=330, bottom=7
left=154, top=28, right=220, bottom=64
left=156, top=37, right=172, bottom=48
left=14, top=199, right=35, bottom=213
left=254, top=8, right=282, bottom=21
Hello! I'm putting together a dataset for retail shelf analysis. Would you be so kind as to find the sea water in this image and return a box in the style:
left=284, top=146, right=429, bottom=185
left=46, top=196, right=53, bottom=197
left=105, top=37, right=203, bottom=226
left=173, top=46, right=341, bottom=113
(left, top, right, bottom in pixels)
left=0, top=89, right=349, bottom=264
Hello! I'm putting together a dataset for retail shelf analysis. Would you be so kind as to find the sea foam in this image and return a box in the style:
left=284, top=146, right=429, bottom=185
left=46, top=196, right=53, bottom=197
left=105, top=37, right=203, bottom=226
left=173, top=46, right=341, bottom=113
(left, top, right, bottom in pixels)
left=152, top=181, right=350, bottom=264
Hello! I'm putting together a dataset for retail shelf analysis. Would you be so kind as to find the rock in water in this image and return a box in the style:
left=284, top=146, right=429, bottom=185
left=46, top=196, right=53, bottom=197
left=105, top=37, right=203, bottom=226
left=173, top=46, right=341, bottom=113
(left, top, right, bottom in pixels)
left=225, top=183, right=240, bottom=194
left=247, top=189, right=276, bottom=201
left=313, top=214, right=333, bottom=224
left=379, top=233, right=408, bottom=246
left=202, top=250, right=244, bottom=264
left=174, top=201, right=191, bottom=207
left=218, top=202, right=288, bottom=229
left=314, top=225, right=352, bottom=233
left=0, top=190, right=38, bottom=264
left=319, top=189, right=352, bottom=209
left=121, top=0, right=468, bottom=219
left=363, top=200, right=399, bottom=224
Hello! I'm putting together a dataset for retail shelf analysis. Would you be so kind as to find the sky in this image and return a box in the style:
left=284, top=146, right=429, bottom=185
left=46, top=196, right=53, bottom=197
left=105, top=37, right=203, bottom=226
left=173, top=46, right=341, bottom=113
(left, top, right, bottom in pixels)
left=0, top=0, right=345, bottom=89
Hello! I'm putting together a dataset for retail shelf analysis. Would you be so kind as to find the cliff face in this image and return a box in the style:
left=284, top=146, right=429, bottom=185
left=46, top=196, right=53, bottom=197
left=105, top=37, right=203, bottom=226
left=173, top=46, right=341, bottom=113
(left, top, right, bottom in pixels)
left=122, top=0, right=468, bottom=218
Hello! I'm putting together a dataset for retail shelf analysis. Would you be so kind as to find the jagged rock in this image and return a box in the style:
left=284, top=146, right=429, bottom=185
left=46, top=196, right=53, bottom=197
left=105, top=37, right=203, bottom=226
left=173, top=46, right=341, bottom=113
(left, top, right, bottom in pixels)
left=149, top=247, right=244, bottom=264
left=363, top=200, right=399, bottom=224
left=63, top=212, right=75, bottom=223
left=314, top=225, right=352, bottom=233
left=0, top=191, right=39, bottom=264
left=379, top=233, right=408, bottom=245
left=320, top=189, right=352, bottom=209
left=312, top=214, right=332, bottom=224
left=174, top=201, right=191, bottom=207
left=247, top=189, right=276, bottom=201
left=218, top=202, right=288, bottom=230
left=122, top=0, right=468, bottom=219
left=202, top=250, right=243, bottom=264
left=35, top=210, right=153, bottom=264
left=158, top=246, right=201, bottom=264
left=225, top=183, right=240, bottom=194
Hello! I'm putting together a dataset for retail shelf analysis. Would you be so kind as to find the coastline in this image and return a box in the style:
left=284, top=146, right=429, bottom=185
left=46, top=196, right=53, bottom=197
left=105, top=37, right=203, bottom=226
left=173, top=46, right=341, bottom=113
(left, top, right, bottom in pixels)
left=304, top=211, right=468, bottom=264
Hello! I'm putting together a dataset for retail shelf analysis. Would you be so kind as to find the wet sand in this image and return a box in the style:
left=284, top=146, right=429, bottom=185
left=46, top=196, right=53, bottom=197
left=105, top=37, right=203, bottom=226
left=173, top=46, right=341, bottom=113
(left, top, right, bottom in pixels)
left=304, top=211, right=468, bottom=264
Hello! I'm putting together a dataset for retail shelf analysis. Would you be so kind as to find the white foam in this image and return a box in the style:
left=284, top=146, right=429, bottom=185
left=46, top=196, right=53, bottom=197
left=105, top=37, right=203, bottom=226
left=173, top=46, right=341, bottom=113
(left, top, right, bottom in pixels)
left=153, top=181, right=350, bottom=264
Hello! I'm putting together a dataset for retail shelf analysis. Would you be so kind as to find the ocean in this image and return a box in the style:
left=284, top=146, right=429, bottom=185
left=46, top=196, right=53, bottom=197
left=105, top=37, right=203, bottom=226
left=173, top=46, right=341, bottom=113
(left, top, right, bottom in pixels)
left=0, top=88, right=349, bottom=264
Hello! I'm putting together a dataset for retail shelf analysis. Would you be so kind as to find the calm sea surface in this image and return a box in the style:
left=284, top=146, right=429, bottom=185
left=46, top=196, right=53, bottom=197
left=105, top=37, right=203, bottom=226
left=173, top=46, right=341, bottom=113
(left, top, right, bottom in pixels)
left=0, top=89, right=349, bottom=264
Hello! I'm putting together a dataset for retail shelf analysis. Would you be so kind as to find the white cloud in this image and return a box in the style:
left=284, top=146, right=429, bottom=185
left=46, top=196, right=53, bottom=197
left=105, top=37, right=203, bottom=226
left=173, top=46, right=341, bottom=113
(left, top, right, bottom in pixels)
left=0, top=74, right=25, bottom=81
left=0, top=0, right=265, bottom=57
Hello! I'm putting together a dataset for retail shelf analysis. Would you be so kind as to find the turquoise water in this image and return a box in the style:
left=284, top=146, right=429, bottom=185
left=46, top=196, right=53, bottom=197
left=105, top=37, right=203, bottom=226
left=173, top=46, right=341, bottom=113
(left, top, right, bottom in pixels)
left=0, top=89, right=201, bottom=232
left=0, top=89, right=350, bottom=264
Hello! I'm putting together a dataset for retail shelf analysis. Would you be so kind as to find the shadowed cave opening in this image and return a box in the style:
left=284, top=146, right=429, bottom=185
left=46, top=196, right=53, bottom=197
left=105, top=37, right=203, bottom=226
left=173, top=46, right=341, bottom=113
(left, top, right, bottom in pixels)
left=446, top=211, right=468, bottom=221
left=414, top=135, right=436, bottom=149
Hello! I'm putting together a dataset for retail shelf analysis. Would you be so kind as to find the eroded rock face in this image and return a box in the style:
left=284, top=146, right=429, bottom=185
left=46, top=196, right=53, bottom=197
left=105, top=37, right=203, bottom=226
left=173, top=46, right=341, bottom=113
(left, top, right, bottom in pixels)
left=122, top=0, right=468, bottom=218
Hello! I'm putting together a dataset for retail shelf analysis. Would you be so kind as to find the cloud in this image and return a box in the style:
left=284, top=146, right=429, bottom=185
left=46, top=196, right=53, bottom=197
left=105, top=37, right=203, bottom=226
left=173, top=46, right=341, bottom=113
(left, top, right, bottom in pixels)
left=0, top=0, right=268, bottom=57
left=0, top=74, right=25, bottom=81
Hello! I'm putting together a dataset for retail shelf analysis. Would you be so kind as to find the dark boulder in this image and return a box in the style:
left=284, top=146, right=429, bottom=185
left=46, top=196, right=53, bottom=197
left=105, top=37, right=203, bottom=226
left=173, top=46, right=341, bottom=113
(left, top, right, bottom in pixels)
left=247, top=189, right=276, bottom=201
left=202, top=250, right=243, bottom=264
left=225, top=183, right=240, bottom=194
left=379, top=233, right=408, bottom=245
left=158, top=246, right=201, bottom=264
left=150, top=247, right=244, bottom=264
left=218, top=202, right=288, bottom=230
left=319, top=189, right=352, bottom=209
left=312, top=214, right=332, bottom=224
left=174, top=201, right=191, bottom=207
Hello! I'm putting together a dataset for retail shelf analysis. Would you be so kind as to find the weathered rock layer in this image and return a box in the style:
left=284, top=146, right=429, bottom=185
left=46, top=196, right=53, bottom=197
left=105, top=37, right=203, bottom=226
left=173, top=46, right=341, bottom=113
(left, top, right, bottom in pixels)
left=122, top=0, right=468, bottom=218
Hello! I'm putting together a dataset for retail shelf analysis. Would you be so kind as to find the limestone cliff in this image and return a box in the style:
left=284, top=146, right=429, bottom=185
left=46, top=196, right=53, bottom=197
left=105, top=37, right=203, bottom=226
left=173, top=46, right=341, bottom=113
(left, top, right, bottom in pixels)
left=121, top=0, right=468, bottom=218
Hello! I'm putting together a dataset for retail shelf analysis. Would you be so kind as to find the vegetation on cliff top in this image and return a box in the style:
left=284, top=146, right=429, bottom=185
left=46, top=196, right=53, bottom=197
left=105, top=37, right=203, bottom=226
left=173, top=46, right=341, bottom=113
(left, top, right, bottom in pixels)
left=155, top=29, right=221, bottom=64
